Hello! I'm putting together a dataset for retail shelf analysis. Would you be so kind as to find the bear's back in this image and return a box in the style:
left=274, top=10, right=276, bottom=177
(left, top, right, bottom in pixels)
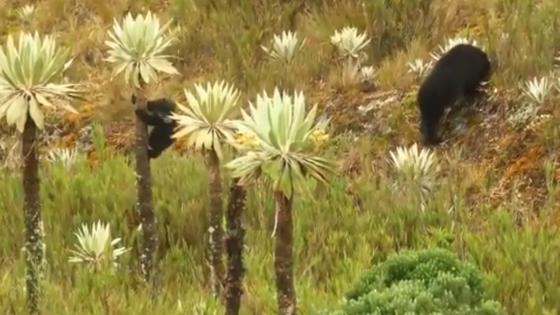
left=418, top=44, right=490, bottom=105
left=432, top=44, right=490, bottom=84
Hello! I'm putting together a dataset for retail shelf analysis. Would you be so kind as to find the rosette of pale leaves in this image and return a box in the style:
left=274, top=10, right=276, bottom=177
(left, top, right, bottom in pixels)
left=17, top=4, right=36, bottom=21
left=407, top=59, right=433, bottom=79
left=68, top=221, right=129, bottom=270
left=226, top=88, right=335, bottom=197
left=105, top=12, right=178, bottom=87
left=522, top=76, right=552, bottom=105
left=330, top=26, right=371, bottom=60
left=46, top=147, right=79, bottom=169
left=261, top=30, right=306, bottom=64
left=359, top=66, right=377, bottom=83
left=389, top=143, right=440, bottom=198
left=0, top=32, right=81, bottom=132
left=170, top=81, right=241, bottom=160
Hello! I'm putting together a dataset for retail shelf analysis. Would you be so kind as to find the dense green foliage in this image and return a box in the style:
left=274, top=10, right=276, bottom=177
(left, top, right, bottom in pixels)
left=323, top=248, right=504, bottom=315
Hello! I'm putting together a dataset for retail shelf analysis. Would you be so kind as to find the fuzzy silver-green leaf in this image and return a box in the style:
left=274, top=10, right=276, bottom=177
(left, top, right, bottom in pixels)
left=170, top=80, right=241, bottom=160
left=0, top=32, right=81, bottom=133
left=105, top=11, right=179, bottom=88
left=225, top=88, right=335, bottom=197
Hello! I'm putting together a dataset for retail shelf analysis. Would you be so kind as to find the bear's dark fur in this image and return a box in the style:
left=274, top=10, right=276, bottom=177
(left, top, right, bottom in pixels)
left=132, top=95, right=178, bottom=159
left=417, top=44, right=491, bottom=145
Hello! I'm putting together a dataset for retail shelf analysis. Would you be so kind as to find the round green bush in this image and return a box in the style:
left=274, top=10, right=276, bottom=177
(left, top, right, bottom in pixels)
left=322, top=248, right=504, bottom=315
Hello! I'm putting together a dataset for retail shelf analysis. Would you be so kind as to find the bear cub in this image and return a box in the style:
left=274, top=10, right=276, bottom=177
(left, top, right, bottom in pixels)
left=132, top=95, right=178, bottom=159
left=417, top=44, right=491, bottom=145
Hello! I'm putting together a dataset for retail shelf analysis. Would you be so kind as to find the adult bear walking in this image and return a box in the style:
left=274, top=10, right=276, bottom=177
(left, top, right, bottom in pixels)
left=417, top=44, right=491, bottom=145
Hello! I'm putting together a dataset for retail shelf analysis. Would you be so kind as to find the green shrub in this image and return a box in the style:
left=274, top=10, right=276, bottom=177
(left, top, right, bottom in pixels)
left=322, top=248, right=505, bottom=315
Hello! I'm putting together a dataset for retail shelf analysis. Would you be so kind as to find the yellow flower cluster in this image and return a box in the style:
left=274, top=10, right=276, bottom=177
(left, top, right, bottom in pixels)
left=234, top=132, right=259, bottom=149
left=310, top=128, right=329, bottom=148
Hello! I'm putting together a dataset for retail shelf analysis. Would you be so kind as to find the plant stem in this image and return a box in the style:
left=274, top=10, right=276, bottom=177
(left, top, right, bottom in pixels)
left=207, top=148, right=225, bottom=296
left=225, top=178, right=247, bottom=315
left=22, top=118, right=43, bottom=315
left=274, top=191, right=297, bottom=315
left=133, top=88, right=157, bottom=285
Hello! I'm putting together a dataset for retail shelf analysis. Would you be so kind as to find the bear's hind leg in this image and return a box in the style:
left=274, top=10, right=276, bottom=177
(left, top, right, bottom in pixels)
left=147, top=126, right=175, bottom=159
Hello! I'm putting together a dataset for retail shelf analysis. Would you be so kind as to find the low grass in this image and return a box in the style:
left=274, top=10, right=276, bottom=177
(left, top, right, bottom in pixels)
left=0, top=128, right=559, bottom=314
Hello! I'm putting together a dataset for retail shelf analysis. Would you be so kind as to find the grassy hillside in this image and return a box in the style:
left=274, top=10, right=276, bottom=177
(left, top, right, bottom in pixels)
left=1, top=0, right=560, bottom=314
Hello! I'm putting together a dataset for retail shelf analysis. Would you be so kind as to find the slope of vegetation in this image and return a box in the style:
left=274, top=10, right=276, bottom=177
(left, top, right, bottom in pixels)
left=1, top=0, right=560, bottom=314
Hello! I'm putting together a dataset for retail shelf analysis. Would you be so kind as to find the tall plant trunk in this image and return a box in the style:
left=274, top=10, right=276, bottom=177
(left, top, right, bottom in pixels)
left=225, top=178, right=247, bottom=315
left=133, top=88, right=157, bottom=284
left=207, top=149, right=225, bottom=296
left=22, top=118, right=43, bottom=315
left=274, top=191, right=296, bottom=315
left=282, top=65, right=291, bottom=91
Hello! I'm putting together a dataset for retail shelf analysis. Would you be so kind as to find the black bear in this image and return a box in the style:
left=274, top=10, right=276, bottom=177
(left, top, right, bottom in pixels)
left=417, top=43, right=491, bottom=145
left=132, top=95, right=178, bottom=159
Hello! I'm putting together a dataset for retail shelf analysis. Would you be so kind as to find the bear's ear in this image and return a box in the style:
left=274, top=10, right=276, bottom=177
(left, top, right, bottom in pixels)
left=162, top=99, right=177, bottom=111
left=145, top=99, right=161, bottom=111
left=147, top=98, right=176, bottom=113
left=167, top=99, right=177, bottom=110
